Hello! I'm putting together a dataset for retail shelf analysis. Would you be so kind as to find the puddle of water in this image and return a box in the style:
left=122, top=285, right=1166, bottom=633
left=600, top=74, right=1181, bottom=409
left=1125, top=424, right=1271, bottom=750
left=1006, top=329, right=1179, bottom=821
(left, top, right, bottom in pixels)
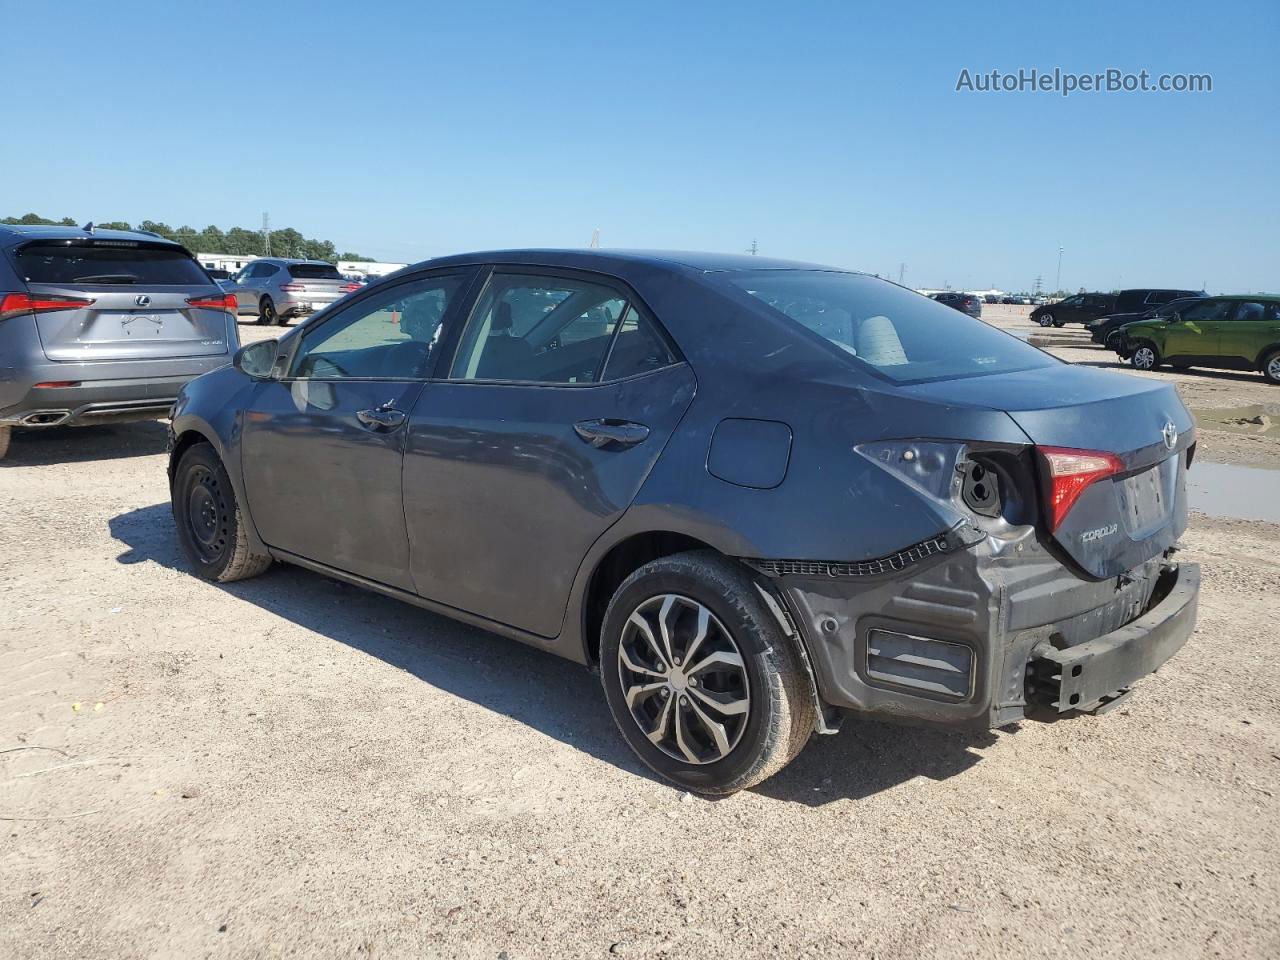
left=1186, top=461, right=1280, bottom=522
left=1190, top=403, right=1280, bottom=439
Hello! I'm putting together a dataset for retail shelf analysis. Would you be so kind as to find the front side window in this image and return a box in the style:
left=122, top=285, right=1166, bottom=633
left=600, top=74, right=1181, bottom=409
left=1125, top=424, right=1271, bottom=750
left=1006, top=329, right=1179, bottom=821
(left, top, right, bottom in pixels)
left=291, top=274, right=463, bottom=379
left=450, top=273, right=632, bottom=383
left=1178, top=299, right=1232, bottom=324
left=728, top=271, right=1056, bottom=384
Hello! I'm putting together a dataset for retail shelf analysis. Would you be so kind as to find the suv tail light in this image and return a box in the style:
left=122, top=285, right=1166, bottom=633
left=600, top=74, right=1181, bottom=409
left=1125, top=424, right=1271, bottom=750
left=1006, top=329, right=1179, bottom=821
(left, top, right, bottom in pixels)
left=1037, top=446, right=1124, bottom=532
left=0, top=292, right=95, bottom=322
left=185, top=293, right=237, bottom=314
left=280, top=282, right=306, bottom=292
left=341, top=282, right=360, bottom=293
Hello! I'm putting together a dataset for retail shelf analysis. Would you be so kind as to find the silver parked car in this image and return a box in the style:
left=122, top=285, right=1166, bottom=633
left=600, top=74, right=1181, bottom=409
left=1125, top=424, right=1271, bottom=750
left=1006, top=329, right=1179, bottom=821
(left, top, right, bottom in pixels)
left=223, top=258, right=357, bottom=325
left=0, top=223, right=239, bottom=459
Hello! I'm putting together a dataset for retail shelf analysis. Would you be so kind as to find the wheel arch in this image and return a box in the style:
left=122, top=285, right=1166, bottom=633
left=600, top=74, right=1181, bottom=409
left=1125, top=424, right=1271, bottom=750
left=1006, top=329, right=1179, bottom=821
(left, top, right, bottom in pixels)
left=577, top=529, right=720, bottom=666
left=1253, top=341, right=1280, bottom=369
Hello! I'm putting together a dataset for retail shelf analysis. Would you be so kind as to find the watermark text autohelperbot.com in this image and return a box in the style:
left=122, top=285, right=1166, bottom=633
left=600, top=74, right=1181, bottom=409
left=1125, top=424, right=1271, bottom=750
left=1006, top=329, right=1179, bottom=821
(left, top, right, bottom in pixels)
left=956, top=68, right=1212, bottom=97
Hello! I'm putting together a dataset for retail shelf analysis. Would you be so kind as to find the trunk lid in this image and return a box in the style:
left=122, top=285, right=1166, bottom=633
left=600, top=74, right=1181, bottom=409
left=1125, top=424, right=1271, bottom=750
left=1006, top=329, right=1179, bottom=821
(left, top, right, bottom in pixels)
left=27, top=283, right=231, bottom=361
left=284, top=263, right=350, bottom=309
left=899, top=364, right=1193, bottom=578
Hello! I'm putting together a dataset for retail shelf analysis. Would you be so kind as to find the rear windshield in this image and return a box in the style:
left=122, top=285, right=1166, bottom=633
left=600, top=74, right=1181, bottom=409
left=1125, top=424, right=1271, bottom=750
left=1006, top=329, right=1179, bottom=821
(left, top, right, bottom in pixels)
left=728, top=271, right=1056, bottom=384
left=288, top=263, right=342, bottom=280
left=13, top=243, right=209, bottom=285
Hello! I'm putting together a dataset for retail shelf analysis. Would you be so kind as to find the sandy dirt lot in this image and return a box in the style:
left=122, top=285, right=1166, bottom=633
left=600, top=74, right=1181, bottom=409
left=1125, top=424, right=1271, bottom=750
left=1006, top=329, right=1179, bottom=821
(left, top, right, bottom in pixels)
left=2, top=305, right=1278, bottom=959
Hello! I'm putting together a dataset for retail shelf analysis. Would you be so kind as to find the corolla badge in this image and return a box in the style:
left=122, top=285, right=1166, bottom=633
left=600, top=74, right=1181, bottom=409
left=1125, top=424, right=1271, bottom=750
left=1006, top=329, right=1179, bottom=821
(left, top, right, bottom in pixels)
left=1162, top=421, right=1178, bottom=451
left=1080, top=523, right=1118, bottom=544
left=135, top=294, right=152, bottom=307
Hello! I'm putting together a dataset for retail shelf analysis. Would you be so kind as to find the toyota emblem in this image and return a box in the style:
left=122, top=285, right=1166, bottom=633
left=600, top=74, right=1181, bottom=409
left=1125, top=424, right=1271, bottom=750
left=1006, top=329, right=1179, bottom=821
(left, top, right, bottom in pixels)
left=135, top=295, right=151, bottom=307
left=1162, top=421, right=1178, bottom=451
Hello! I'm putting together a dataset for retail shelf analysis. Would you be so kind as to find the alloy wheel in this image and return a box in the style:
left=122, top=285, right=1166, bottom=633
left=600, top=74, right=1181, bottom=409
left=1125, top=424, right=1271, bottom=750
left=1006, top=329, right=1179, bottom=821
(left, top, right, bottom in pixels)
left=1039, top=314, right=1054, bottom=327
left=1267, top=355, right=1280, bottom=383
left=1133, top=346, right=1156, bottom=370
left=261, top=298, right=276, bottom=325
left=617, top=594, right=750, bottom=765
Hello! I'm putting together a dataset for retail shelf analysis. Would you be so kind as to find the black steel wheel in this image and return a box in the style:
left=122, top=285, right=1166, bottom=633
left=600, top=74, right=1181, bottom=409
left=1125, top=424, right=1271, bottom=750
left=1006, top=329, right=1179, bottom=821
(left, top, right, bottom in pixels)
left=172, top=443, right=271, bottom=582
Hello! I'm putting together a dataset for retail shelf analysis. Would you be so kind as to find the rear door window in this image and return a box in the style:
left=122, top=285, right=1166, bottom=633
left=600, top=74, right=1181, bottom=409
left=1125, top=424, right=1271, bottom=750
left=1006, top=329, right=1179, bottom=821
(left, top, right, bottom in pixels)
left=449, top=273, right=632, bottom=383
left=600, top=308, right=676, bottom=381
left=14, top=243, right=210, bottom=285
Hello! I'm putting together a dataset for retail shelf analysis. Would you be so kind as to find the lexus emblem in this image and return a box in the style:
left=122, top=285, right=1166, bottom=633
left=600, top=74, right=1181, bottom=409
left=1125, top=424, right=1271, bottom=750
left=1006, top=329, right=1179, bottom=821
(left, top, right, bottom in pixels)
left=1162, top=421, right=1178, bottom=451
left=135, top=295, right=151, bottom=307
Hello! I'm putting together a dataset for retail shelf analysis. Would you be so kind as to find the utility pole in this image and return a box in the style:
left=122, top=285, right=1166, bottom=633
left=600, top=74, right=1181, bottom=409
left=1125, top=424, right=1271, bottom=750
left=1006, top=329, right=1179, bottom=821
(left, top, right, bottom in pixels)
left=261, top=212, right=271, bottom=256
left=589, top=228, right=599, bottom=249
left=1055, top=245, right=1063, bottom=292
left=747, top=239, right=758, bottom=256
left=898, top=263, right=905, bottom=285
left=1033, top=276, right=1044, bottom=295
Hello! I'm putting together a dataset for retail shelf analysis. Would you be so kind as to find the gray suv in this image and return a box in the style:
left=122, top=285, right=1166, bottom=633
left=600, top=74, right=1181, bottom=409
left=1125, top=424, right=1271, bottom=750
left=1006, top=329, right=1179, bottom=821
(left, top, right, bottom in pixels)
left=0, top=224, right=238, bottom=459
left=223, top=258, right=356, bottom=325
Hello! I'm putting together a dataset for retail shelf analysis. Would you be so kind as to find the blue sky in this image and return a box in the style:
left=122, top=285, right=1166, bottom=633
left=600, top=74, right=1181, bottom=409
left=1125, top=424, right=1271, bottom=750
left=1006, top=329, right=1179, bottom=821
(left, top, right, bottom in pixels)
left=3, top=0, right=1275, bottom=292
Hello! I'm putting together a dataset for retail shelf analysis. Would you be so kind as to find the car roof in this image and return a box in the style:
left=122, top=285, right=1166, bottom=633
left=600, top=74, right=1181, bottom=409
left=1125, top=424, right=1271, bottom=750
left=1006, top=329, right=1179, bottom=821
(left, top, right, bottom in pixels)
left=0, top=223, right=186, bottom=249
left=259, top=257, right=336, bottom=265
left=420, top=248, right=855, bottom=275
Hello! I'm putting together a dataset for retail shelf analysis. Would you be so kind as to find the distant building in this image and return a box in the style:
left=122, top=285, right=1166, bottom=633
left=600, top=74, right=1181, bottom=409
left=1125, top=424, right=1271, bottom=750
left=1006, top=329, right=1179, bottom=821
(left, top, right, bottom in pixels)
left=338, top=260, right=407, bottom=278
left=197, top=252, right=259, bottom=272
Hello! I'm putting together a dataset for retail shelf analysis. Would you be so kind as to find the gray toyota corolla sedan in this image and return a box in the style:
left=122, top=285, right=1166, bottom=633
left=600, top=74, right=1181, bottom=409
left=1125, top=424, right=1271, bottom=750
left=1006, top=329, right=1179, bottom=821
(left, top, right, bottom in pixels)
left=168, top=250, right=1199, bottom=794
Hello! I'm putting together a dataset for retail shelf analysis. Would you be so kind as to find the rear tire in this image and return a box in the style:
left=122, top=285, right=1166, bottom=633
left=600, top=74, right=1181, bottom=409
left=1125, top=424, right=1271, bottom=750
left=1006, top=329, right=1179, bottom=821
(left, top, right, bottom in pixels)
left=1263, top=349, right=1280, bottom=385
left=599, top=551, right=816, bottom=795
left=1130, top=341, right=1161, bottom=371
left=0, top=425, right=10, bottom=460
left=259, top=297, right=278, bottom=326
left=172, top=443, right=271, bottom=582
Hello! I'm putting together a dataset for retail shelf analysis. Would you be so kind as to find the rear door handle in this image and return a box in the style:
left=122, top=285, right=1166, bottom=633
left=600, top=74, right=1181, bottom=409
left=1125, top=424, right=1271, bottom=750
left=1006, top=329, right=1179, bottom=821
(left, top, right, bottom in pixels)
left=573, top=418, right=650, bottom=449
left=356, top=407, right=406, bottom=430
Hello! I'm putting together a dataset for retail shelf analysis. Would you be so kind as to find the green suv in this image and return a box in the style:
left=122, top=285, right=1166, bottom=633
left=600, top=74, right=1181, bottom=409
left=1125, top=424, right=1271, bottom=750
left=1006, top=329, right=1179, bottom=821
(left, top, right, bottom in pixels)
left=1118, top=295, right=1280, bottom=384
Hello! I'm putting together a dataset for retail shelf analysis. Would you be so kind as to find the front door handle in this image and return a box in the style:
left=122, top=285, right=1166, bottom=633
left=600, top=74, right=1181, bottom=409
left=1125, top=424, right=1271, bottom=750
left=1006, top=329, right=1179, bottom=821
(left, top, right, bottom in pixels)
left=573, top=418, right=650, bottom=449
left=356, top=407, right=406, bottom=430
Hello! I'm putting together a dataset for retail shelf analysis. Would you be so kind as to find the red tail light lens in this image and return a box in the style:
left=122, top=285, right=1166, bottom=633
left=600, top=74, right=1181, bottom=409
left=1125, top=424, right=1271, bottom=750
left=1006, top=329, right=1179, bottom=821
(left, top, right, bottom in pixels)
left=186, top=293, right=237, bottom=313
left=1038, top=446, right=1125, bottom=531
left=341, top=282, right=359, bottom=292
left=280, top=283, right=306, bottom=292
left=0, top=292, right=95, bottom=321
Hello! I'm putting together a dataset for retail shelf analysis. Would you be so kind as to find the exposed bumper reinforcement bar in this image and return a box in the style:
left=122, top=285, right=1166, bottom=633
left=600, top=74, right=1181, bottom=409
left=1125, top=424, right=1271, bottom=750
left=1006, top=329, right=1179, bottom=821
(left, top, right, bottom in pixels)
left=1028, top=562, right=1199, bottom=713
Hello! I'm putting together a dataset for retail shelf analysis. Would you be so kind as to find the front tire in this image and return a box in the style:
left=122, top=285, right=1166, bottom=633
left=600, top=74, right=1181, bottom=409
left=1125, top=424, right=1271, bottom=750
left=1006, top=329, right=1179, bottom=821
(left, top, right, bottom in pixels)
left=1104, top=330, right=1123, bottom=352
left=599, top=551, right=816, bottom=795
left=1038, top=313, right=1054, bottom=328
left=1130, top=341, right=1161, bottom=371
left=172, top=443, right=271, bottom=582
left=1263, top=349, right=1280, bottom=385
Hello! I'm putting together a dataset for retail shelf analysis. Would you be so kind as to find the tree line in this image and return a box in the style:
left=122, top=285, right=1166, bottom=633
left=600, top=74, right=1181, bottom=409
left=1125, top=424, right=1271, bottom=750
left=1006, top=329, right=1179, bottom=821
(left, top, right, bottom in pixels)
left=2, top=212, right=372, bottom=263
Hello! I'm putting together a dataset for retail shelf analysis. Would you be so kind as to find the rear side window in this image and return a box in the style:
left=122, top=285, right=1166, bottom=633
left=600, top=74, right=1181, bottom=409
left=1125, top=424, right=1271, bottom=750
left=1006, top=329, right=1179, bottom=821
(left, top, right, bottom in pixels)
left=728, top=271, right=1056, bottom=384
left=14, top=243, right=209, bottom=285
left=288, top=263, right=342, bottom=280
left=601, top=309, right=675, bottom=380
left=450, top=274, right=633, bottom=383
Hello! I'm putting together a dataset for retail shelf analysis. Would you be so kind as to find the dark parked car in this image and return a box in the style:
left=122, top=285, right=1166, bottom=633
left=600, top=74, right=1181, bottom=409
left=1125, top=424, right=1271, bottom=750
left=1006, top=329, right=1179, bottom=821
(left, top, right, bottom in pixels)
left=1030, top=292, right=1117, bottom=327
left=930, top=291, right=982, bottom=317
left=168, top=250, right=1199, bottom=794
left=1118, top=295, right=1280, bottom=382
left=0, top=223, right=239, bottom=459
left=1090, top=296, right=1206, bottom=350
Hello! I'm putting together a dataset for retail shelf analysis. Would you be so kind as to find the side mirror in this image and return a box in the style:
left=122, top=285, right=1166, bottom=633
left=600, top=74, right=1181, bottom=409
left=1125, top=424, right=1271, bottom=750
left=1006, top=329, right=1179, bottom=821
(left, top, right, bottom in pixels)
left=234, top=339, right=279, bottom=379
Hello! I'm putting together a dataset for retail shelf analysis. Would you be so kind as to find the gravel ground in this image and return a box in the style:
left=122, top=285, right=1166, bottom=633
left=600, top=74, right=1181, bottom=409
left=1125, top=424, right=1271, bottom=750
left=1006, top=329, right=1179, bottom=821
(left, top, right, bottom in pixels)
left=2, top=305, right=1278, bottom=959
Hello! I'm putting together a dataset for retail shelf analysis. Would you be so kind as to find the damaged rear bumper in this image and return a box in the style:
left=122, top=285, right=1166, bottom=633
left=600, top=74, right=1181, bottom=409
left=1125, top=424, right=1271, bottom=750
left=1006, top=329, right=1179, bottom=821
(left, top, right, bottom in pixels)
left=753, top=527, right=1199, bottom=730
